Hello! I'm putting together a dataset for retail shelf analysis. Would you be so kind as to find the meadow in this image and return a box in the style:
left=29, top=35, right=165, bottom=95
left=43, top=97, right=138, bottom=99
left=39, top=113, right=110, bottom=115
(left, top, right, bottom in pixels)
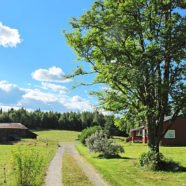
left=0, top=130, right=79, bottom=186
left=77, top=139, right=186, bottom=186
left=1, top=130, right=186, bottom=186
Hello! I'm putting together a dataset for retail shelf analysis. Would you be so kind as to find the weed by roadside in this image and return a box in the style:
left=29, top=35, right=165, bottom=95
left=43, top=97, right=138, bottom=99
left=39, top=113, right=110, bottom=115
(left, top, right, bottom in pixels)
left=12, top=147, right=44, bottom=186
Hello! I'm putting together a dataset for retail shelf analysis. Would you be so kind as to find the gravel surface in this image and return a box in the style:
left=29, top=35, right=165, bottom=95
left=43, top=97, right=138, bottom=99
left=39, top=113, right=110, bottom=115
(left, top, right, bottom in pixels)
left=45, top=146, right=63, bottom=186
left=62, top=142, right=109, bottom=186
left=45, top=142, right=109, bottom=186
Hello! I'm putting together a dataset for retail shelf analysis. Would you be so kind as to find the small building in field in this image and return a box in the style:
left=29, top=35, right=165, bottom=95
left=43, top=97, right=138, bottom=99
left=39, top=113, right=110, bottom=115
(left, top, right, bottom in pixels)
left=127, top=115, right=186, bottom=146
left=0, top=123, right=37, bottom=142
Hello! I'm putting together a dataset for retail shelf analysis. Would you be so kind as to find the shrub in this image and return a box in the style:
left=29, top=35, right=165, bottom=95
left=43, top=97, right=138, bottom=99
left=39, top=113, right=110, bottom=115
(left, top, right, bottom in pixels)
left=139, top=150, right=186, bottom=171
left=79, top=126, right=102, bottom=145
left=139, top=151, right=164, bottom=170
left=86, top=130, right=124, bottom=158
left=13, top=148, right=44, bottom=186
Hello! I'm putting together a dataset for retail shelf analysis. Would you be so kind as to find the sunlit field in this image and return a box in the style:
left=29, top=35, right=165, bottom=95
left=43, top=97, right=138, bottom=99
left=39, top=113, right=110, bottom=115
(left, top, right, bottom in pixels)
left=77, top=138, right=186, bottom=186
left=0, top=130, right=79, bottom=186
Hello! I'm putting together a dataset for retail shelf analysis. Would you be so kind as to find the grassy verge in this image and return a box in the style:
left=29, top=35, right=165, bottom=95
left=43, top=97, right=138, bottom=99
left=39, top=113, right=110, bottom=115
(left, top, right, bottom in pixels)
left=0, top=142, right=55, bottom=186
left=0, top=130, right=79, bottom=186
left=77, top=140, right=186, bottom=186
left=62, top=153, right=92, bottom=186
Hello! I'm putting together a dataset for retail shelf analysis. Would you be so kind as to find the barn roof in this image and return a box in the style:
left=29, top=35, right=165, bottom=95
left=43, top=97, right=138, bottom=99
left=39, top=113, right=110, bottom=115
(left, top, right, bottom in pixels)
left=0, top=123, right=28, bottom=129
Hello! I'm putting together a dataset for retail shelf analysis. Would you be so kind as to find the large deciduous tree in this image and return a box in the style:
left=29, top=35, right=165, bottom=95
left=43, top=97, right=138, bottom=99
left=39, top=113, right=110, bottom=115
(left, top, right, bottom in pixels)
left=65, top=0, right=186, bottom=156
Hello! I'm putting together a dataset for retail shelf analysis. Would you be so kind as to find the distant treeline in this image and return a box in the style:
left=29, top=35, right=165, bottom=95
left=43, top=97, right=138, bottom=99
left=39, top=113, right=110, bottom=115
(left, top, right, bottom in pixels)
left=0, top=108, right=124, bottom=136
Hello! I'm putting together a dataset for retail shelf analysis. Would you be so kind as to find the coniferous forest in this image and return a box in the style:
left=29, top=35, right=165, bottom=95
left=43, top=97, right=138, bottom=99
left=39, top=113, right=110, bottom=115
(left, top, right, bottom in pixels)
left=0, top=108, right=124, bottom=136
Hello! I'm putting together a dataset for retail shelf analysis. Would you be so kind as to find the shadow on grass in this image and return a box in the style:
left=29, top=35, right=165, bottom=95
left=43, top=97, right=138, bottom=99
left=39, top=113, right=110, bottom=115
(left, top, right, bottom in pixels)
left=97, top=154, right=136, bottom=160
left=158, top=160, right=186, bottom=172
left=96, top=155, right=186, bottom=172
left=0, top=141, right=14, bottom=145
left=113, top=137, right=126, bottom=141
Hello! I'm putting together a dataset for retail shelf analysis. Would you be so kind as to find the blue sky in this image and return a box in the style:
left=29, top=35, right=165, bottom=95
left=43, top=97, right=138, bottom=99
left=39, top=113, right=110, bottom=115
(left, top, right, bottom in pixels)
left=0, top=0, right=101, bottom=112
left=1, top=2, right=184, bottom=114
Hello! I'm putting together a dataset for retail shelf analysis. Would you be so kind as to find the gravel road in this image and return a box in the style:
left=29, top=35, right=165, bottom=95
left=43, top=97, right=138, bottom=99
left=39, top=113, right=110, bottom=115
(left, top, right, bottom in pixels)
left=45, top=142, right=109, bottom=186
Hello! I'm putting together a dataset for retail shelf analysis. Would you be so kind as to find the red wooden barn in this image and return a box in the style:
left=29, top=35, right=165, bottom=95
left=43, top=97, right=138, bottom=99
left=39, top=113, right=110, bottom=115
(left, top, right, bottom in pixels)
left=127, top=115, right=186, bottom=146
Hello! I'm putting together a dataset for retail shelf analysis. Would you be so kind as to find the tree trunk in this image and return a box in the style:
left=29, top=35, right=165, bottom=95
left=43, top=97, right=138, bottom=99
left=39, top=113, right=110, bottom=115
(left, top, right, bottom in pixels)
left=147, top=114, right=160, bottom=158
left=147, top=113, right=154, bottom=149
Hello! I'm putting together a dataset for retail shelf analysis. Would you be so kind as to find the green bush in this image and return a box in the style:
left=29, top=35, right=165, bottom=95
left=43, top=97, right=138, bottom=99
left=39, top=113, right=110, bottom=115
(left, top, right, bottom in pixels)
left=140, top=151, right=186, bottom=171
left=139, top=151, right=164, bottom=170
left=13, top=148, right=44, bottom=186
left=86, top=130, right=124, bottom=158
left=79, top=126, right=102, bottom=145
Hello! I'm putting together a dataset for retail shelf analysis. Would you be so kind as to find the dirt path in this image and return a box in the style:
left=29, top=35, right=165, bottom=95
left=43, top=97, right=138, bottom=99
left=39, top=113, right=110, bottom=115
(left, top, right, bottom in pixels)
left=61, top=142, right=109, bottom=186
left=45, top=142, right=109, bottom=186
left=45, top=146, right=63, bottom=186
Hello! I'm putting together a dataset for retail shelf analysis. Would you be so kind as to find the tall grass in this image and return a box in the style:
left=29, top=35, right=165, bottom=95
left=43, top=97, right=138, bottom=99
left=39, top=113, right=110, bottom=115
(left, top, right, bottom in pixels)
left=0, top=130, right=79, bottom=185
left=13, top=148, right=44, bottom=186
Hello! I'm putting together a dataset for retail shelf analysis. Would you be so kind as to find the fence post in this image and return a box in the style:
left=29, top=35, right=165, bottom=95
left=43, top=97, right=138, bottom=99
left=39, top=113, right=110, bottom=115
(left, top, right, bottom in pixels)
left=3, top=167, right=7, bottom=186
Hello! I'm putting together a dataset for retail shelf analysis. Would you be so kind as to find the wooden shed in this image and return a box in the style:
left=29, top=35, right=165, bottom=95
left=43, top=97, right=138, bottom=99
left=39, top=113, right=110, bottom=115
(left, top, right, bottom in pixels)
left=127, top=115, right=186, bottom=146
left=0, top=123, right=37, bottom=142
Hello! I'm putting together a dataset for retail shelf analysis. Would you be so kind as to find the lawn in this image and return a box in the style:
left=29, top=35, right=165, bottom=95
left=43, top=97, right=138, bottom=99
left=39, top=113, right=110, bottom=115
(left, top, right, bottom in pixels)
left=0, top=130, right=79, bottom=186
left=36, top=130, right=80, bottom=144
left=77, top=139, right=186, bottom=186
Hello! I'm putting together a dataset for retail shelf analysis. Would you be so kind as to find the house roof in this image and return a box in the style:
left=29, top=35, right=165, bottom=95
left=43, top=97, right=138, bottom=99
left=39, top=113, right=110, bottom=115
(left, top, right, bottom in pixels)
left=0, top=123, right=28, bottom=129
left=130, top=126, right=145, bottom=132
left=130, top=114, right=184, bottom=132
left=164, top=113, right=183, bottom=122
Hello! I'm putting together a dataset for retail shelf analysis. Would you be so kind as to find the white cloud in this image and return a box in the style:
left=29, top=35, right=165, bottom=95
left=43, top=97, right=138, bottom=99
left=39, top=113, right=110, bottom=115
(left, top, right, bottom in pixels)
left=0, top=81, right=24, bottom=104
left=18, top=98, right=66, bottom=112
left=32, top=66, right=72, bottom=83
left=0, top=105, right=33, bottom=112
left=0, top=80, right=16, bottom=91
left=22, top=89, right=58, bottom=103
left=0, top=22, right=21, bottom=47
left=98, top=108, right=113, bottom=116
left=0, top=80, right=93, bottom=112
left=21, top=92, right=93, bottom=112
left=41, top=82, right=67, bottom=94
left=111, top=58, right=117, bottom=63
left=64, top=95, right=93, bottom=111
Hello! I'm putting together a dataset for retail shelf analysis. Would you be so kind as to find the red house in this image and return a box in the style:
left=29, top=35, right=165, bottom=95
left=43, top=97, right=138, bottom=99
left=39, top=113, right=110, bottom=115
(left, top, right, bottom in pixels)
left=127, top=115, right=186, bottom=146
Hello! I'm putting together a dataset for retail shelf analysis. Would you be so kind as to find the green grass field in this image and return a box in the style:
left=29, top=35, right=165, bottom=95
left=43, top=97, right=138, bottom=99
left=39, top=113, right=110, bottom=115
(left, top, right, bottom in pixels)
left=0, top=130, right=79, bottom=186
left=77, top=139, right=186, bottom=186
left=1, top=130, right=186, bottom=186
left=36, top=130, right=80, bottom=143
